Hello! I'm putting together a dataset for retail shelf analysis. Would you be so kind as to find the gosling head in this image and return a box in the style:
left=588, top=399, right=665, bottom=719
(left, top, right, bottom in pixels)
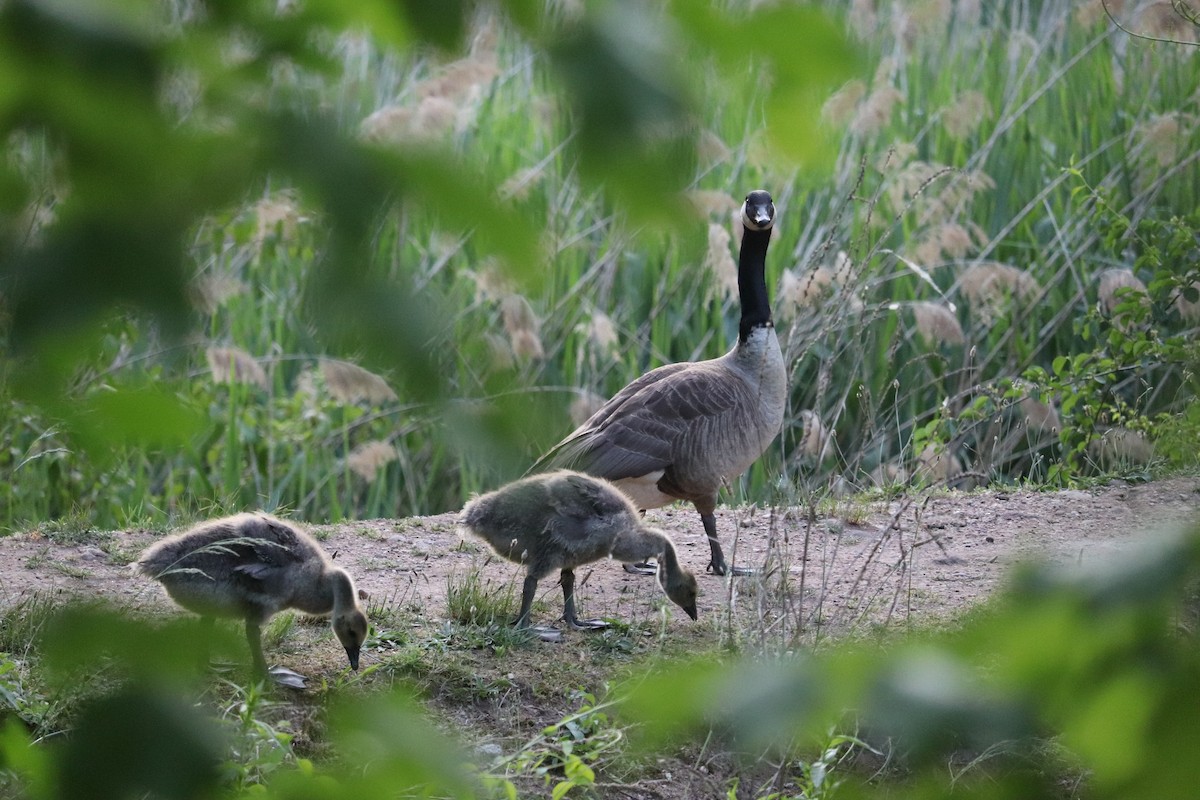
left=660, top=565, right=699, bottom=622
left=333, top=607, right=369, bottom=670
left=742, top=190, right=775, bottom=232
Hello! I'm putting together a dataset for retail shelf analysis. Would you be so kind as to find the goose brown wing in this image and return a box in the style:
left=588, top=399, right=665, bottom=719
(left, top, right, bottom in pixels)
left=544, top=363, right=744, bottom=481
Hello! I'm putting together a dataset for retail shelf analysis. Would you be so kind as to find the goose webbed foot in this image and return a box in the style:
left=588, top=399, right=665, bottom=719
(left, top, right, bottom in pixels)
left=268, top=666, right=309, bottom=690
left=706, top=559, right=757, bottom=577
left=622, top=561, right=658, bottom=575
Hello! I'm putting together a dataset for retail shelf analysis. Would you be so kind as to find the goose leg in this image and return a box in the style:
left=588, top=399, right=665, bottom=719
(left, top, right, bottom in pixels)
left=561, top=569, right=608, bottom=630
left=700, top=511, right=755, bottom=577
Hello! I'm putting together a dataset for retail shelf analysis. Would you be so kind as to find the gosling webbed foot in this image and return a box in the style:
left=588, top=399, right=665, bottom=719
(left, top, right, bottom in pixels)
left=268, top=666, right=309, bottom=690
left=622, top=561, right=659, bottom=575
left=530, top=625, right=564, bottom=643
left=566, top=618, right=610, bottom=631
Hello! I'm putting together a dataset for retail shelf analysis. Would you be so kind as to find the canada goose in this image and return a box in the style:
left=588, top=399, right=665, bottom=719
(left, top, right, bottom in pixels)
left=533, top=190, right=786, bottom=576
left=458, top=470, right=699, bottom=639
left=134, top=512, right=368, bottom=681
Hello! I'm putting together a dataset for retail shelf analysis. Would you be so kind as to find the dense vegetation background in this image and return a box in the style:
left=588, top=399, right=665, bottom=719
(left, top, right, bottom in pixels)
left=2, top=0, right=1196, bottom=531
left=1, top=1, right=1198, bottom=799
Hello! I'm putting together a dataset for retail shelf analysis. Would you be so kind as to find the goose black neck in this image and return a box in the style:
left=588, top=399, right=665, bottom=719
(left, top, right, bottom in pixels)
left=738, top=225, right=773, bottom=342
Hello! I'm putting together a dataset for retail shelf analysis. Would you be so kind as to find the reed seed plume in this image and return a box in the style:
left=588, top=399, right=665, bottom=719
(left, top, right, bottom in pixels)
left=686, top=189, right=737, bottom=220
left=705, top=222, right=739, bottom=299
left=822, top=79, right=867, bottom=127
left=191, top=273, right=247, bottom=314
left=875, top=140, right=918, bottom=174
left=581, top=309, right=619, bottom=356
left=483, top=332, right=515, bottom=373
left=413, top=57, right=498, bottom=104
left=779, top=267, right=835, bottom=315
left=569, top=391, right=606, bottom=427
left=1173, top=281, right=1200, bottom=324
left=319, top=358, right=398, bottom=405
left=849, top=0, right=880, bottom=37
left=501, top=294, right=545, bottom=362
left=697, top=129, right=732, bottom=164
left=206, top=346, right=268, bottom=390
left=1088, top=427, right=1155, bottom=469
left=870, top=460, right=910, bottom=488
left=852, top=85, right=904, bottom=137
left=347, top=440, right=399, bottom=482
left=831, top=250, right=856, bottom=286
left=467, top=258, right=514, bottom=304
left=796, top=409, right=830, bottom=460
left=252, top=192, right=304, bottom=246
left=958, top=261, right=1039, bottom=326
left=910, top=301, right=965, bottom=347
left=360, top=97, right=461, bottom=145
left=888, top=162, right=995, bottom=228
left=914, top=443, right=963, bottom=486
left=1133, top=114, right=1192, bottom=189
left=499, top=166, right=545, bottom=201
left=1013, top=380, right=1061, bottom=435
left=1135, top=1, right=1199, bottom=41
left=510, top=329, right=546, bottom=361
left=1075, top=0, right=1125, bottom=27
left=941, top=90, right=991, bottom=140
left=912, top=221, right=981, bottom=266
left=1098, top=268, right=1149, bottom=331
left=893, top=0, right=952, bottom=44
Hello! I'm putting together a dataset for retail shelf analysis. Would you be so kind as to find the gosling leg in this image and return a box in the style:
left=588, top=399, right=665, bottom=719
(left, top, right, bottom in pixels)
left=244, top=619, right=269, bottom=677
left=517, top=573, right=565, bottom=642
left=561, top=569, right=608, bottom=630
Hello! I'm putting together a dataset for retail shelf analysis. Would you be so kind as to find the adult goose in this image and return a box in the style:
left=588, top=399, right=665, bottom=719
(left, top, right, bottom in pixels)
left=135, top=512, right=369, bottom=684
left=533, top=190, right=786, bottom=576
left=459, top=470, right=699, bottom=641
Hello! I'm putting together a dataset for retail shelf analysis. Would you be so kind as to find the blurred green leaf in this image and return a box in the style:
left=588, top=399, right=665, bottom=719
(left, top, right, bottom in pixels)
left=57, top=685, right=224, bottom=800
left=41, top=605, right=242, bottom=685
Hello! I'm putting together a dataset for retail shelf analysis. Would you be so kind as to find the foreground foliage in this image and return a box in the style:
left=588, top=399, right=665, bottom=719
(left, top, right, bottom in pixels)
left=2, top=522, right=1197, bottom=799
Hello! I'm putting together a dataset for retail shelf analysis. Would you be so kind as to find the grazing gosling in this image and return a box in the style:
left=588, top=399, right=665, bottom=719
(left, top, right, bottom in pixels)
left=458, top=470, right=699, bottom=638
left=135, top=512, right=368, bottom=679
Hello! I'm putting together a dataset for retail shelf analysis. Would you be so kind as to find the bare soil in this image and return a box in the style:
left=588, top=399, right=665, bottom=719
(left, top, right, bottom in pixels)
left=5, top=478, right=1198, bottom=634
left=2, top=477, right=1198, bottom=796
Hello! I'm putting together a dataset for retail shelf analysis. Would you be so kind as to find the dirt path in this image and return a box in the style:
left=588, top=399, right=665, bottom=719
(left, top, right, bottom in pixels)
left=3, top=478, right=1197, bottom=638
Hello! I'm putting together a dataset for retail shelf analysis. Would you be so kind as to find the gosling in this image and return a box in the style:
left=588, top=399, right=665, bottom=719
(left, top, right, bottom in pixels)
left=458, top=470, right=699, bottom=639
left=135, top=512, right=368, bottom=679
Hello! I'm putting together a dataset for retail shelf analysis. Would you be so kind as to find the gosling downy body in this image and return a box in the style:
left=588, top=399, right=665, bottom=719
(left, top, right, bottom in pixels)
left=135, top=512, right=368, bottom=680
left=534, top=190, right=787, bottom=576
left=458, top=470, right=699, bottom=638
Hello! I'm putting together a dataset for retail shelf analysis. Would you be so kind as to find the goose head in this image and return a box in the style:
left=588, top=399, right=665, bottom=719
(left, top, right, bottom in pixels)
left=741, top=190, right=775, bottom=231
left=333, top=607, right=369, bottom=670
